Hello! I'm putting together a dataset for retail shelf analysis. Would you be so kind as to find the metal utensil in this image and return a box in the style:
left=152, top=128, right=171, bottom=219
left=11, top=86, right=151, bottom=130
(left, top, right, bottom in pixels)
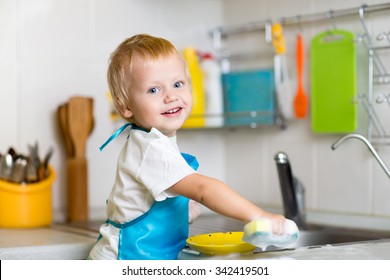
left=0, top=153, right=13, bottom=181
left=272, top=23, right=293, bottom=120
left=28, top=143, right=41, bottom=179
left=10, top=156, right=27, bottom=184
left=26, top=158, right=38, bottom=183
left=43, top=147, right=53, bottom=179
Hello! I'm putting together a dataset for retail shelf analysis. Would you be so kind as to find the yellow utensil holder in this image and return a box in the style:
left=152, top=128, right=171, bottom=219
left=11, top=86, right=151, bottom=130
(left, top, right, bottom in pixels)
left=0, top=166, right=55, bottom=228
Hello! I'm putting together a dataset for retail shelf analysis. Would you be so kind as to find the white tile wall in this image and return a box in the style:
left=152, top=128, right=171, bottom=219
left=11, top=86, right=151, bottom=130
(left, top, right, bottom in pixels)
left=1, top=0, right=389, bottom=228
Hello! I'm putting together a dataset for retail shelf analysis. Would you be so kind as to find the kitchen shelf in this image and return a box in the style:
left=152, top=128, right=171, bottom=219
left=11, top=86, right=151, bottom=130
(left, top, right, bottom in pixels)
left=182, top=110, right=286, bottom=130
left=207, top=2, right=390, bottom=146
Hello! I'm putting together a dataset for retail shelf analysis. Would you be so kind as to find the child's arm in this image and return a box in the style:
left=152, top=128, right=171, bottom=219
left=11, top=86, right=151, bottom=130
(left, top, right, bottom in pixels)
left=188, top=199, right=201, bottom=224
left=168, top=173, right=286, bottom=234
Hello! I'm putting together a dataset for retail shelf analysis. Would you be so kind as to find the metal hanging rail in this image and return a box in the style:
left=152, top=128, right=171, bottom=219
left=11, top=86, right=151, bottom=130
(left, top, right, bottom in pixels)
left=211, top=2, right=390, bottom=37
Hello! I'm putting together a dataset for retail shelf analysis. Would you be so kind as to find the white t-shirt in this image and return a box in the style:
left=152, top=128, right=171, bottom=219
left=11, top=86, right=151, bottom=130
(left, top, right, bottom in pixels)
left=88, top=127, right=197, bottom=260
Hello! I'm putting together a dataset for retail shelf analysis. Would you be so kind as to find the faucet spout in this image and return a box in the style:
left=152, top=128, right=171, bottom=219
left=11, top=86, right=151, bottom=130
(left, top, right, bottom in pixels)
left=274, top=152, right=306, bottom=229
left=331, top=133, right=390, bottom=178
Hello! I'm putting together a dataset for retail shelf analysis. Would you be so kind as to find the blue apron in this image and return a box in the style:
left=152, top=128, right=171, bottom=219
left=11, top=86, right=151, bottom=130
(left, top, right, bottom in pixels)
left=99, top=123, right=199, bottom=260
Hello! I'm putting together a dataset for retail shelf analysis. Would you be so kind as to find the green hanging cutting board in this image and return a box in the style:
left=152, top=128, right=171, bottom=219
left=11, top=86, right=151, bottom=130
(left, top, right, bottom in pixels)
left=310, top=30, right=357, bottom=133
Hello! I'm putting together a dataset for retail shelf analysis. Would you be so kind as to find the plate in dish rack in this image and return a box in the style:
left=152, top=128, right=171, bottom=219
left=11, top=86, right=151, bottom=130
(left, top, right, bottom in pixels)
left=186, top=232, right=256, bottom=255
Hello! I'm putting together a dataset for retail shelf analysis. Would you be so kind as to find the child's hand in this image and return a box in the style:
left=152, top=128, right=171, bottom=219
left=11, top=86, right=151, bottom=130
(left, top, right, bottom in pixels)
left=260, top=212, right=286, bottom=235
left=188, top=199, right=201, bottom=224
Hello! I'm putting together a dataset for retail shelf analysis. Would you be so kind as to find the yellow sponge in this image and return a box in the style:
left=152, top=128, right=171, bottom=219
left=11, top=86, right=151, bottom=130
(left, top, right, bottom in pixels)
left=242, top=218, right=299, bottom=249
left=243, top=219, right=271, bottom=236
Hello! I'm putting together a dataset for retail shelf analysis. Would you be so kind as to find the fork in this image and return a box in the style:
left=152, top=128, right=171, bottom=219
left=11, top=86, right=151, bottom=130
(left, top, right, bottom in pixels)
left=26, top=158, right=38, bottom=183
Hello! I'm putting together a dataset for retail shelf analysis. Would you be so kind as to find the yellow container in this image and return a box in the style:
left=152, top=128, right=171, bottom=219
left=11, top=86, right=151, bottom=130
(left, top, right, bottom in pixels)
left=182, top=47, right=205, bottom=128
left=0, top=166, right=55, bottom=228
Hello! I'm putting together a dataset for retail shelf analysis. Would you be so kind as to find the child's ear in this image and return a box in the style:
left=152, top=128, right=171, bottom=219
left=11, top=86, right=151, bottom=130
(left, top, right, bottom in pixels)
left=121, top=107, right=133, bottom=119
left=116, top=97, right=133, bottom=119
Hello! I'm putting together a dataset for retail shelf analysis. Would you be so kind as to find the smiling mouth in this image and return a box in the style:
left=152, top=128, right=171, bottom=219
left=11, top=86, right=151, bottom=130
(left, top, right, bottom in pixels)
left=162, top=107, right=182, bottom=115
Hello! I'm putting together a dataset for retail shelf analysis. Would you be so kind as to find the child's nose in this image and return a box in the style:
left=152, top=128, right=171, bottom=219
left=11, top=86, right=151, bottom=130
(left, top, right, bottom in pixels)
left=164, top=90, right=179, bottom=103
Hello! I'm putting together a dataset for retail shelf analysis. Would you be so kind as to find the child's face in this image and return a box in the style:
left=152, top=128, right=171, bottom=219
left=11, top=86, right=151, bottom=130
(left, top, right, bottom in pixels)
left=123, top=54, right=192, bottom=137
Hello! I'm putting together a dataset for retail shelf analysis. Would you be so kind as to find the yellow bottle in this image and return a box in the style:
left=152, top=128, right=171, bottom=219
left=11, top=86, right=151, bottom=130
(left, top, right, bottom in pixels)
left=182, top=47, right=205, bottom=128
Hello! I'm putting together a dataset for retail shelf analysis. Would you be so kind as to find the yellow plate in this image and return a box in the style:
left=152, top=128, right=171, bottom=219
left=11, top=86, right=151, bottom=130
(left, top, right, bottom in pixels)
left=186, top=232, right=256, bottom=255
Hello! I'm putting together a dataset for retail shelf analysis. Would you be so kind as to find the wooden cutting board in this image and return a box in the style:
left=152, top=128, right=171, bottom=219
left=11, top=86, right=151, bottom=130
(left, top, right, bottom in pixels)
left=310, top=30, right=357, bottom=133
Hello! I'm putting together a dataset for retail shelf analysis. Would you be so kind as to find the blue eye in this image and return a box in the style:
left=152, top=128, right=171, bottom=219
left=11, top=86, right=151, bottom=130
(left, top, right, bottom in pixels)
left=147, top=87, right=161, bottom=94
left=173, top=81, right=184, bottom=88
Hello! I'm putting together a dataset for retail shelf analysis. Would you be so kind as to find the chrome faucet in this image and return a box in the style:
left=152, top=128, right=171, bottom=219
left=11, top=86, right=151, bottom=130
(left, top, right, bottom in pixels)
left=331, top=133, right=390, bottom=179
left=274, top=152, right=306, bottom=229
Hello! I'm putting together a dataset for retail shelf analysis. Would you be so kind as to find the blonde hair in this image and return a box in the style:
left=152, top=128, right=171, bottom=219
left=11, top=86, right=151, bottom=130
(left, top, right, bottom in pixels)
left=107, top=34, right=188, bottom=120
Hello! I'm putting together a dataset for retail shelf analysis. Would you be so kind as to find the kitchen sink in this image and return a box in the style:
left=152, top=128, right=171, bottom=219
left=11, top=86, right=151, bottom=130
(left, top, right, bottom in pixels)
left=267, top=226, right=389, bottom=251
left=187, top=215, right=390, bottom=253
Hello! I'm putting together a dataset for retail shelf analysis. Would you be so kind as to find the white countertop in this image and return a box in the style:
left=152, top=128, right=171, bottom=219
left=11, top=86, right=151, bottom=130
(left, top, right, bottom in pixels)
left=2, top=216, right=390, bottom=260
left=0, top=226, right=97, bottom=260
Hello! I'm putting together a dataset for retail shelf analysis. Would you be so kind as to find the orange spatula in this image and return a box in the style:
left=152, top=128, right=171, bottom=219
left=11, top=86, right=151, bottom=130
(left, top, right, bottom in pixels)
left=294, top=33, right=308, bottom=118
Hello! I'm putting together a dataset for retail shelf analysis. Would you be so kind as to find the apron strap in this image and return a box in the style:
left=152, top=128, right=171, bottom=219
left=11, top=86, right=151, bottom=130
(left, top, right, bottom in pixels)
left=99, top=123, right=131, bottom=151
left=99, top=123, right=150, bottom=151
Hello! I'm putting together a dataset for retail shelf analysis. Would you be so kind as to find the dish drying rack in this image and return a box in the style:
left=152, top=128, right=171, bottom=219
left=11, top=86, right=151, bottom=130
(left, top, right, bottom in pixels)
left=360, top=10, right=390, bottom=146
left=209, top=3, right=390, bottom=145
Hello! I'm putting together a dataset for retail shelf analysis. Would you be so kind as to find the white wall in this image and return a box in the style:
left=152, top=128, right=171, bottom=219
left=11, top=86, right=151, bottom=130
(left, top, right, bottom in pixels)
left=1, top=0, right=390, bottom=229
